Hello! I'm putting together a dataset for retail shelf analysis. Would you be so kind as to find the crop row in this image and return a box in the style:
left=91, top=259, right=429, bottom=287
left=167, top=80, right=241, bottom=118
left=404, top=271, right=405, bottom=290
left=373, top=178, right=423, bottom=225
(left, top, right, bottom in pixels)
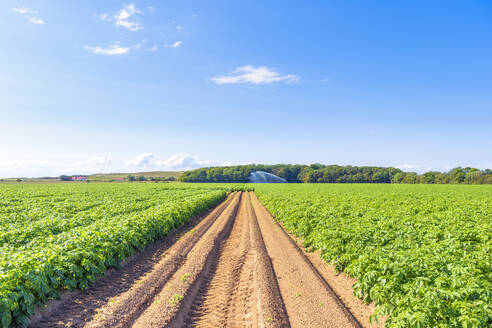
left=0, top=183, right=228, bottom=327
left=255, top=184, right=492, bottom=328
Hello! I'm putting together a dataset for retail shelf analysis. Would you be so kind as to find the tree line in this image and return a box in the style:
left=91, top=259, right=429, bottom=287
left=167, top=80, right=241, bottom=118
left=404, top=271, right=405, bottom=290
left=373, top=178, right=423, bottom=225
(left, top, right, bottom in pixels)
left=179, top=164, right=492, bottom=184
left=391, top=167, right=492, bottom=184
left=127, top=175, right=176, bottom=182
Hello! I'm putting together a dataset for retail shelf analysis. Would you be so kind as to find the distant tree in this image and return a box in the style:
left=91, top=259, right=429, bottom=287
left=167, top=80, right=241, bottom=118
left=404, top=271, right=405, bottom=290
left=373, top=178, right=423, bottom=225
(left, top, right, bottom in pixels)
left=177, top=163, right=492, bottom=184
left=465, top=168, right=482, bottom=184
left=372, top=170, right=390, bottom=183
left=137, top=175, right=146, bottom=182
left=310, top=163, right=325, bottom=170
left=127, top=175, right=136, bottom=182
left=391, top=172, right=405, bottom=184
left=434, top=173, right=450, bottom=184
left=401, top=172, right=418, bottom=184
left=449, top=167, right=466, bottom=184
left=422, top=171, right=438, bottom=184
left=16, top=178, right=22, bottom=183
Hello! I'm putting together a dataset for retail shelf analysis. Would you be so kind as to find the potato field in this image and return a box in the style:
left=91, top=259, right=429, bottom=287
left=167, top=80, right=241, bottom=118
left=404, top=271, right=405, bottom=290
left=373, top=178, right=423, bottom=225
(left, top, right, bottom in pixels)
left=256, top=184, right=492, bottom=327
left=0, top=183, right=490, bottom=327
left=0, top=183, right=227, bottom=327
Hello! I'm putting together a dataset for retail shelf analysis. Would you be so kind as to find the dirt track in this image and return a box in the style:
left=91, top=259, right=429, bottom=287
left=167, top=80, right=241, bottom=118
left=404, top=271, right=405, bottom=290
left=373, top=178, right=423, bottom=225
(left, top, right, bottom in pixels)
left=31, top=192, right=382, bottom=328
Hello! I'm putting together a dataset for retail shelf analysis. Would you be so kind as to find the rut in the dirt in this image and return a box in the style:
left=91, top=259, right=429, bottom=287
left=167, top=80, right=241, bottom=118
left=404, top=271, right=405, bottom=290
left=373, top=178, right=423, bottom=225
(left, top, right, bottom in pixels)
left=30, top=191, right=374, bottom=328
left=184, top=195, right=256, bottom=327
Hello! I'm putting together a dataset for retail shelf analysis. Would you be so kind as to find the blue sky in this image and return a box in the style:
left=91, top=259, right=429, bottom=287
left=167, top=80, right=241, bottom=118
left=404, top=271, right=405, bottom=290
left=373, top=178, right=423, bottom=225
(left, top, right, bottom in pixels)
left=1, top=0, right=492, bottom=177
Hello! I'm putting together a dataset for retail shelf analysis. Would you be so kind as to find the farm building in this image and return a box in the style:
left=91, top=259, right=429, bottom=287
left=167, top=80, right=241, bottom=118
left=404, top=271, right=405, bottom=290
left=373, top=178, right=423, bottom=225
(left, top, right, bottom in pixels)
left=71, top=175, right=88, bottom=181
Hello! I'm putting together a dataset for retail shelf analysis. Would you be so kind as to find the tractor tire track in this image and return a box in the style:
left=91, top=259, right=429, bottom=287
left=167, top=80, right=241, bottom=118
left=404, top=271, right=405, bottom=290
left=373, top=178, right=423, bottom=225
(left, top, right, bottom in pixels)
left=32, top=191, right=378, bottom=328
left=183, top=189, right=255, bottom=328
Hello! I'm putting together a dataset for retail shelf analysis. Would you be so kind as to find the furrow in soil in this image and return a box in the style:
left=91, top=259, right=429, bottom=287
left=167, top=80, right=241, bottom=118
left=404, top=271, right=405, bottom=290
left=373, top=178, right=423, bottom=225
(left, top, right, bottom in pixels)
left=30, top=191, right=377, bottom=328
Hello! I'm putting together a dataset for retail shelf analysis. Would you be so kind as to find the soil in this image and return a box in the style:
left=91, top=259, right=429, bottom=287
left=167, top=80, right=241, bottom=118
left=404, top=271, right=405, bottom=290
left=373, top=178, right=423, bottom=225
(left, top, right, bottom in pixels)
left=30, top=191, right=384, bottom=328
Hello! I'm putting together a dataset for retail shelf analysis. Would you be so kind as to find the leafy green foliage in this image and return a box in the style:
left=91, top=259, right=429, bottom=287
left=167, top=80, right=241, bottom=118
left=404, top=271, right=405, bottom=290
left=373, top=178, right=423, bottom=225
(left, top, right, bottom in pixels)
left=180, top=164, right=492, bottom=184
left=179, top=164, right=403, bottom=183
left=0, top=183, right=227, bottom=327
left=255, top=184, right=492, bottom=327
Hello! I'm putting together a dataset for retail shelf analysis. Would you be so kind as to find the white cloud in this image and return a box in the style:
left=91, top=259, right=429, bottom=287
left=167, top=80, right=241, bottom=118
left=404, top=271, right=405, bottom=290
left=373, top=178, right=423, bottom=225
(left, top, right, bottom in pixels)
left=156, top=153, right=212, bottom=170
left=115, top=4, right=142, bottom=31
left=126, top=153, right=154, bottom=167
left=395, top=164, right=437, bottom=173
left=60, top=156, right=113, bottom=175
left=95, top=13, right=111, bottom=22
left=155, top=153, right=242, bottom=171
left=165, top=41, right=182, bottom=48
left=13, top=7, right=32, bottom=14
left=116, top=19, right=140, bottom=31
left=176, top=25, right=184, bottom=32
left=88, top=156, right=111, bottom=166
left=0, top=153, right=244, bottom=178
left=151, top=45, right=158, bottom=52
left=28, top=17, right=44, bottom=24
left=0, top=160, right=57, bottom=178
left=396, top=164, right=421, bottom=170
left=85, top=43, right=130, bottom=56
left=13, top=7, right=44, bottom=25
left=0, top=156, right=116, bottom=177
left=96, top=4, right=142, bottom=31
left=211, top=65, right=299, bottom=85
left=0, top=160, right=56, bottom=170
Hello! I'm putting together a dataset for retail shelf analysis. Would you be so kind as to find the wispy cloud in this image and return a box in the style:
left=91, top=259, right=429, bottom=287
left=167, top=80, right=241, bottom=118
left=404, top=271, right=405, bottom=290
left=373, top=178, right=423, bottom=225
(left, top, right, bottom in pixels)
left=156, top=153, right=212, bottom=170
left=211, top=66, right=299, bottom=85
left=0, top=153, right=241, bottom=178
left=126, top=153, right=154, bottom=167
left=13, top=7, right=31, bottom=14
left=396, top=164, right=421, bottom=171
left=115, top=4, right=142, bottom=31
left=13, top=7, right=44, bottom=25
left=395, top=164, right=440, bottom=173
left=0, top=156, right=113, bottom=178
left=84, top=43, right=130, bottom=56
left=88, top=156, right=111, bottom=166
left=0, top=159, right=56, bottom=171
left=165, top=41, right=182, bottom=48
left=95, top=13, right=111, bottom=22
left=155, top=153, right=244, bottom=171
left=61, top=156, right=113, bottom=174
left=97, top=4, right=143, bottom=31
left=176, top=25, right=185, bottom=32
left=28, top=17, right=44, bottom=24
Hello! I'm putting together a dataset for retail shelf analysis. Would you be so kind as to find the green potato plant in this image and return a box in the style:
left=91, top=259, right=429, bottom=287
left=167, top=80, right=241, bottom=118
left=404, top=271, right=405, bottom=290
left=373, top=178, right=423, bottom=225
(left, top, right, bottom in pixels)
left=255, top=184, right=492, bottom=328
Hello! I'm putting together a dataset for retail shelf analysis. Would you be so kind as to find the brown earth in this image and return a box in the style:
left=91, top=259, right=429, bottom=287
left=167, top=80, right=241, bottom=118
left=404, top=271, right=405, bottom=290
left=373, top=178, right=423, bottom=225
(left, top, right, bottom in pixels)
left=30, top=191, right=384, bottom=328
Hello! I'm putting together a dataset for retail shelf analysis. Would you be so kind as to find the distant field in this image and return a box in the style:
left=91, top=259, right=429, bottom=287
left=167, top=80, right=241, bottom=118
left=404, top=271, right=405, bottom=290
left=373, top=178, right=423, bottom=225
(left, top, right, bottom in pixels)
left=0, top=171, right=183, bottom=183
left=89, top=171, right=183, bottom=181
